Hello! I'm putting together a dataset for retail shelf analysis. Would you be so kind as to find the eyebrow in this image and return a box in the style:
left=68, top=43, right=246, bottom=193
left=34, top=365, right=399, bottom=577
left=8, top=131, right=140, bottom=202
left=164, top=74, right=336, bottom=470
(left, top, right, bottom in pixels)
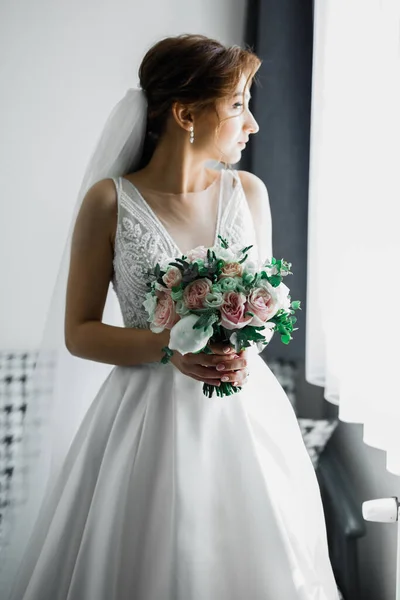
left=233, top=91, right=252, bottom=100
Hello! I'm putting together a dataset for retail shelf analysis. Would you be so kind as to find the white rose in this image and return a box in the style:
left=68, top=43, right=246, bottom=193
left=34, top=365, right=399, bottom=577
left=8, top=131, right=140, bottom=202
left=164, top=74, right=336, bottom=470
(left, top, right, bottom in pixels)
left=203, top=291, right=224, bottom=309
left=142, top=292, right=157, bottom=321
left=242, top=260, right=257, bottom=275
left=229, top=332, right=238, bottom=348
left=169, top=313, right=214, bottom=355
left=261, top=321, right=276, bottom=343
left=175, top=299, right=190, bottom=316
left=265, top=265, right=279, bottom=277
left=274, top=282, right=292, bottom=312
left=210, top=245, right=235, bottom=261
left=230, top=321, right=275, bottom=354
left=230, top=242, right=249, bottom=257
left=258, top=280, right=291, bottom=316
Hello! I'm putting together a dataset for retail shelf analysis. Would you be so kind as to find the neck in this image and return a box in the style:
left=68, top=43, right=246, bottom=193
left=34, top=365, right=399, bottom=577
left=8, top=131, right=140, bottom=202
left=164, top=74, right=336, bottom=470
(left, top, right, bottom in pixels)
left=138, top=135, right=218, bottom=194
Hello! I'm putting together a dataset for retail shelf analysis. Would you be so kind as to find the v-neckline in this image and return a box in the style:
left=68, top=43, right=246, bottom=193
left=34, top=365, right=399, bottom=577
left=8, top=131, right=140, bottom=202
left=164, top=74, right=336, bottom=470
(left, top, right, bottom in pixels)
left=121, top=170, right=225, bottom=257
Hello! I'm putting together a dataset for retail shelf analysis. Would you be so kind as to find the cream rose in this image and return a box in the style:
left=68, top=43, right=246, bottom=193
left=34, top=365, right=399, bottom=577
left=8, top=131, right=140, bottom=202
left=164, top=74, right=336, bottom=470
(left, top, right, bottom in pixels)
left=220, top=291, right=253, bottom=330
left=219, top=261, right=243, bottom=279
left=257, top=280, right=292, bottom=318
left=150, top=291, right=179, bottom=333
left=183, top=278, right=212, bottom=310
left=186, top=246, right=208, bottom=262
left=247, top=287, right=275, bottom=326
left=162, top=266, right=182, bottom=289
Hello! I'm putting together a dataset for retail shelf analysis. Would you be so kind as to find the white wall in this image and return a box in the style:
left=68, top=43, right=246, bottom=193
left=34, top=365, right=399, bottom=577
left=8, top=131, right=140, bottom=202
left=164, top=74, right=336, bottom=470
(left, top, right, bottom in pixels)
left=0, top=0, right=247, bottom=349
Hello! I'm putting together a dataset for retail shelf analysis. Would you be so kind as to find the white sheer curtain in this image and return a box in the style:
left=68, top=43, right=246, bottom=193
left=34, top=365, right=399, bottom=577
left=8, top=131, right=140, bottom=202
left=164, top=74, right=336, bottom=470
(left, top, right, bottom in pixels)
left=306, top=0, right=400, bottom=474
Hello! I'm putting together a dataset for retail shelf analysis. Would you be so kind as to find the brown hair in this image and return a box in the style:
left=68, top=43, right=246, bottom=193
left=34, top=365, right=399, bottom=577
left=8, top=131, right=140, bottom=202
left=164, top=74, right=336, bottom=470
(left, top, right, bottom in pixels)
left=136, top=33, right=262, bottom=169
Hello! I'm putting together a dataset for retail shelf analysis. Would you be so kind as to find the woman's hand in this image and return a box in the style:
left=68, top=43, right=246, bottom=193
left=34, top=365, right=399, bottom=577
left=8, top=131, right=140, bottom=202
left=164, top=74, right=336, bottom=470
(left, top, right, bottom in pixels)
left=170, top=342, right=250, bottom=387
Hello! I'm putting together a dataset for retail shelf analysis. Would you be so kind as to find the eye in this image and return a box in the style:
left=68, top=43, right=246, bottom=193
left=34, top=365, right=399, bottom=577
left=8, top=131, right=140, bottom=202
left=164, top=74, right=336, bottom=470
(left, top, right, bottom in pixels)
left=233, top=102, right=244, bottom=109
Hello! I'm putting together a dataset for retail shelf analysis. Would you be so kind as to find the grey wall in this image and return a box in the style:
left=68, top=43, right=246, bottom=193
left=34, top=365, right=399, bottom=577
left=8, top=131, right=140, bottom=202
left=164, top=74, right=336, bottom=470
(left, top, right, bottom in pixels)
left=241, top=0, right=314, bottom=363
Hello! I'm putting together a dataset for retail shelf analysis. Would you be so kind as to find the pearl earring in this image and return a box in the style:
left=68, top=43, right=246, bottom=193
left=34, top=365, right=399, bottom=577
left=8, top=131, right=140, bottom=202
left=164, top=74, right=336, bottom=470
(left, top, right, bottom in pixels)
left=189, top=125, right=194, bottom=144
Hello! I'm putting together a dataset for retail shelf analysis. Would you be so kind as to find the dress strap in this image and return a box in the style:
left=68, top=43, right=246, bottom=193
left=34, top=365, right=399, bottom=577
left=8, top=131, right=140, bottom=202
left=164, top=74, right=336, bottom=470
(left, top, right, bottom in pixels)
left=110, top=176, right=121, bottom=197
left=230, top=168, right=241, bottom=188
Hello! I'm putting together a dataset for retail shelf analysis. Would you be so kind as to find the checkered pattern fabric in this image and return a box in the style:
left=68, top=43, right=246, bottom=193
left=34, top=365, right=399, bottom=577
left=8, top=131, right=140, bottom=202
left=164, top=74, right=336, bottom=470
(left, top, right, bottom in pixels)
left=0, top=351, right=55, bottom=537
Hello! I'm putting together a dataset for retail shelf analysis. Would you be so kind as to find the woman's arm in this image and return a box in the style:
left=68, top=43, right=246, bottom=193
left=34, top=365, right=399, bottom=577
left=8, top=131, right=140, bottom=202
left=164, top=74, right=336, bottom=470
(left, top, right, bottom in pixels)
left=64, top=178, right=170, bottom=366
left=237, top=170, right=273, bottom=265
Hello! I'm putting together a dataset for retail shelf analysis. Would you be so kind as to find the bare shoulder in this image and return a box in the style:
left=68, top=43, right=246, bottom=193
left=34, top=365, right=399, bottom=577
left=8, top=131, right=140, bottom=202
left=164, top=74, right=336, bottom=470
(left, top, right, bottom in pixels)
left=81, top=177, right=118, bottom=218
left=76, top=178, right=118, bottom=246
left=236, top=170, right=270, bottom=215
left=236, top=170, right=272, bottom=262
left=236, top=169, right=265, bottom=188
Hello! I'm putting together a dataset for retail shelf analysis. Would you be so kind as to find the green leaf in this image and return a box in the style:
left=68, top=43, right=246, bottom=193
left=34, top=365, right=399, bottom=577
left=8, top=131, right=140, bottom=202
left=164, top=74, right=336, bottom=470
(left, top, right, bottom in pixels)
left=193, top=312, right=218, bottom=332
left=268, top=275, right=282, bottom=287
left=170, top=261, right=185, bottom=272
left=161, top=346, right=174, bottom=364
left=218, top=234, right=229, bottom=249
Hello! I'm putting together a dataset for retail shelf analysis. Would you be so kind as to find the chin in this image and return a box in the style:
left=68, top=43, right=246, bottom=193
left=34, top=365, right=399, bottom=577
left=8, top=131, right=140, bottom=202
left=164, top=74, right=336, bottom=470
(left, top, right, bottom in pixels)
left=231, top=149, right=243, bottom=165
left=209, top=148, right=242, bottom=165
left=223, top=148, right=243, bottom=164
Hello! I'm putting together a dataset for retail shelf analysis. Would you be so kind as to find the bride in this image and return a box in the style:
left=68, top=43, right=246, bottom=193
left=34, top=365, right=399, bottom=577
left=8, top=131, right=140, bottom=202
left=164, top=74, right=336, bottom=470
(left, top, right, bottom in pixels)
left=1, top=33, right=340, bottom=599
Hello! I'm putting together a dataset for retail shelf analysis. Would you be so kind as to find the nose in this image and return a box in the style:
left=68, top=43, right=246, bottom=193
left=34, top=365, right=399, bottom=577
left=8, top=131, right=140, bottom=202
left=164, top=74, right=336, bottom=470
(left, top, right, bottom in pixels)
left=244, top=110, right=259, bottom=135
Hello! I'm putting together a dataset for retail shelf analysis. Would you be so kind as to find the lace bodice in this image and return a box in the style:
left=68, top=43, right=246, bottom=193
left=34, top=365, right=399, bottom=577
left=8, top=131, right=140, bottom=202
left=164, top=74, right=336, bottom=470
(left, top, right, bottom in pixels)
left=110, top=168, right=259, bottom=329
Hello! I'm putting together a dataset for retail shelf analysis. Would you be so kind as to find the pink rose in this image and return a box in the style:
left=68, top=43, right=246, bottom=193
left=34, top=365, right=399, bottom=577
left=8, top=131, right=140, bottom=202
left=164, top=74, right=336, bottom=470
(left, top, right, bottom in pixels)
left=152, top=291, right=179, bottom=331
left=162, top=266, right=182, bottom=289
left=220, top=291, right=253, bottom=330
left=183, top=278, right=212, bottom=309
left=247, top=287, right=276, bottom=326
left=219, top=262, right=243, bottom=279
left=186, top=246, right=208, bottom=262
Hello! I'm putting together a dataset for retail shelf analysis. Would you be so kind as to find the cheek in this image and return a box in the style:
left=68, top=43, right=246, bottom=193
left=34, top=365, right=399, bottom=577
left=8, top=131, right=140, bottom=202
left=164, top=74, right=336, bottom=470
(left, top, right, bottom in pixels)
left=218, top=120, right=241, bottom=143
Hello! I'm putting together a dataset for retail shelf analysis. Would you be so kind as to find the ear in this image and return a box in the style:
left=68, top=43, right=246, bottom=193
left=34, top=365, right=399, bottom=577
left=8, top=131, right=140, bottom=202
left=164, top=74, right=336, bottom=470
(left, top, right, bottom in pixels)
left=171, top=101, right=193, bottom=133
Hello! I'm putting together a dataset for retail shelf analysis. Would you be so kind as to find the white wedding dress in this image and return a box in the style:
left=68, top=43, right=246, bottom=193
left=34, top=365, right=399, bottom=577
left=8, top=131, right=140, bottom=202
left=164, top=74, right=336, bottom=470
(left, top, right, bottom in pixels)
left=8, top=168, right=340, bottom=599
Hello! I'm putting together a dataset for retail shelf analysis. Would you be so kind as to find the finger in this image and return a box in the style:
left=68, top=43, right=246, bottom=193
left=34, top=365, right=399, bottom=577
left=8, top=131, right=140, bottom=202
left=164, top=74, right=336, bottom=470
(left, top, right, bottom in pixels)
left=190, top=373, right=221, bottom=386
left=189, top=365, right=224, bottom=380
left=185, top=351, right=237, bottom=368
left=207, top=341, right=236, bottom=355
left=209, top=357, right=248, bottom=371
left=219, top=368, right=249, bottom=386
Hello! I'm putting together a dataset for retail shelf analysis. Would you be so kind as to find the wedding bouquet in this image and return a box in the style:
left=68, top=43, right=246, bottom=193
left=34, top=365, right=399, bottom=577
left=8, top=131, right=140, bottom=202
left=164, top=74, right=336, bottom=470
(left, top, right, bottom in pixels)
left=143, top=235, right=301, bottom=398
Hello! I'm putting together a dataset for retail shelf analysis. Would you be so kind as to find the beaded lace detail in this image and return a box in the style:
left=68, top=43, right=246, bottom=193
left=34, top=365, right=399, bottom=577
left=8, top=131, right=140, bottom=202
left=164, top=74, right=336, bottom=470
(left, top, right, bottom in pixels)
left=111, top=169, right=259, bottom=329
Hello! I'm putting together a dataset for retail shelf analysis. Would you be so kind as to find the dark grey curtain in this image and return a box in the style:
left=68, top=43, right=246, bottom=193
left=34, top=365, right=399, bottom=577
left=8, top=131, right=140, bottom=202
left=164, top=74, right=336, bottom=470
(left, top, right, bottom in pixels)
left=240, top=0, right=314, bottom=364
